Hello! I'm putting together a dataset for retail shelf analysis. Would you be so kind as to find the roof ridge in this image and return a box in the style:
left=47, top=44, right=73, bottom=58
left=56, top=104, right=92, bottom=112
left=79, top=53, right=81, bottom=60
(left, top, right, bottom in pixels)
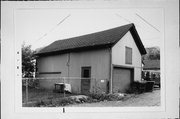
left=53, top=23, right=133, bottom=43
left=36, top=23, right=147, bottom=56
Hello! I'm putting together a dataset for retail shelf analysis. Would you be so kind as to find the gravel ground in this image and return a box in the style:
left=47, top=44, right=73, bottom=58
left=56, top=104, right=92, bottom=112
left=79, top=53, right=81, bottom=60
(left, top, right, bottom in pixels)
left=67, top=89, right=160, bottom=107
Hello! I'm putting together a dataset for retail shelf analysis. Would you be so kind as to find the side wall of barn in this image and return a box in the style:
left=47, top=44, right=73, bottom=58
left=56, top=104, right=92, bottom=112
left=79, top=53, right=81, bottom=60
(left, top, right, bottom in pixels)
left=36, top=48, right=110, bottom=94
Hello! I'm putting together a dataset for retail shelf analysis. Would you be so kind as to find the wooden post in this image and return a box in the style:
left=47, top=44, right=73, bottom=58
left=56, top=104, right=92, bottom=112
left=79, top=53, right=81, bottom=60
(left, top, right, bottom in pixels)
left=94, top=78, right=97, bottom=93
left=109, top=48, right=113, bottom=94
left=63, top=77, right=65, bottom=98
left=25, top=78, right=28, bottom=104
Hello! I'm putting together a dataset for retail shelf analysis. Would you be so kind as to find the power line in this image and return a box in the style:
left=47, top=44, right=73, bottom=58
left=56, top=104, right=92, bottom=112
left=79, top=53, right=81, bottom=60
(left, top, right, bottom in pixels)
left=115, top=13, right=132, bottom=23
left=143, top=37, right=161, bottom=40
left=33, top=14, right=71, bottom=44
left=115, top=13, right=142, bottom=28
left=135, top=13, right=160, bottom=32
left=57, top=14, right=71, bottom=26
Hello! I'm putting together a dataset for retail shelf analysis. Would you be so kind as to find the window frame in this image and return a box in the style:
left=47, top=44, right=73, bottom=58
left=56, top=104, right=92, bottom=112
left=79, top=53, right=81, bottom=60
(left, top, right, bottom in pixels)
left=81, top=66, right=91, bottom=78
left=125, top=46, right=133, bottom=65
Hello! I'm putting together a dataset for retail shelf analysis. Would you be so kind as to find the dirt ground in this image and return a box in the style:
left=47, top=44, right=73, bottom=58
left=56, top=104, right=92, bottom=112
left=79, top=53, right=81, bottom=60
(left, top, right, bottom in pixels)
left=67, top=89, right=160, bottom=107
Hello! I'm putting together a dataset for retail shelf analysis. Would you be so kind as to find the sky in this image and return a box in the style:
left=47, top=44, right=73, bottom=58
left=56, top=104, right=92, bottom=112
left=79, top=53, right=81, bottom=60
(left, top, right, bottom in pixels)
left=15, top=9, right=163, bottom=50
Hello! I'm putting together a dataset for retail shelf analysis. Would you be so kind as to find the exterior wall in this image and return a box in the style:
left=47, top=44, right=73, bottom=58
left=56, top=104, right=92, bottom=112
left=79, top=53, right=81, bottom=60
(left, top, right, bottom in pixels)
left=112, top=31, right=142, bottom=81
left=37, top=48, right=110, bottom=93
left=37, top=53, right=68, bottom=76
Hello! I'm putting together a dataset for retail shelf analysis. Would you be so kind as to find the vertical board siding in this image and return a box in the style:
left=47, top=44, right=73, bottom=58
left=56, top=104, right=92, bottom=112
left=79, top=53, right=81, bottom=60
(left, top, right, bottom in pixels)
left=112, top=68, right=132, bottom=93
left=37, top=48, right=110, bottom=93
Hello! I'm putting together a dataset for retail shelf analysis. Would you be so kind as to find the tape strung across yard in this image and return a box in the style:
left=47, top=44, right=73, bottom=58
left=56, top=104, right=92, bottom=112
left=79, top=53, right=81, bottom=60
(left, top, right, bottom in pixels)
left=22, top=77, right=96, bottom=80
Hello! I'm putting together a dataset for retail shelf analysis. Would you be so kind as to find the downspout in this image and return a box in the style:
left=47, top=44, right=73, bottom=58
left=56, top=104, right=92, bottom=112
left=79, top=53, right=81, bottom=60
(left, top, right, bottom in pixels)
left=109, top=48, right=113, bottom=94
left=141, top=57, right=143, bottom=81
left=66, top=53, right=70, bottom=82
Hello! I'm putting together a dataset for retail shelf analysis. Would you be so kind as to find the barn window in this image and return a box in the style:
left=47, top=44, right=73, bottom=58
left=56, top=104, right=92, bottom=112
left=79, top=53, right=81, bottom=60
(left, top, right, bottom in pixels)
left=81, top=67, right=91, bottom=78
left=125, top=46, right=132, bottom=64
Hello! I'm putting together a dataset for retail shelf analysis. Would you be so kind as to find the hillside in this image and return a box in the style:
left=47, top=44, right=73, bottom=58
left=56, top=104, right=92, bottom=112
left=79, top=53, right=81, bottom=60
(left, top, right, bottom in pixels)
left=142, top=47, right=160, bottom=60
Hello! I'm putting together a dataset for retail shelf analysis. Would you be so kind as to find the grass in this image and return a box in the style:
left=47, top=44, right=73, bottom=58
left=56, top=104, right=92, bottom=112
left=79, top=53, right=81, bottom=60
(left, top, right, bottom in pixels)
left=22, top=87, right=74, bottom=103
left=30, top=93, right=126, bottom=107
left=22, top=87, right=128, bottom=107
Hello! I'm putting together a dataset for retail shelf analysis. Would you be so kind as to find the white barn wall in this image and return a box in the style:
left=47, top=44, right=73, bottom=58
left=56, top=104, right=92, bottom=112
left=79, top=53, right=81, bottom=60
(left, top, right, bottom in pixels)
left=37, top=48, right=110, bottom=93
left=112, top=31, right=142, bottom=81
left=134, top=67, right=141, bottom=81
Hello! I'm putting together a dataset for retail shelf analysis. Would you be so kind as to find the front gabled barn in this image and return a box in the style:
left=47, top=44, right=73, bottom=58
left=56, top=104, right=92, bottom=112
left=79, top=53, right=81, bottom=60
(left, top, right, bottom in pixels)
left=35, top=23, right=146, bottom=94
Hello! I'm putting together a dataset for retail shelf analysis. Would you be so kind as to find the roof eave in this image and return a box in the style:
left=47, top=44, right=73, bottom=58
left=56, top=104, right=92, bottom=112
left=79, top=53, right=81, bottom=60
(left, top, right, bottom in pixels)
left=130, top=24, right=147, bottom=55
left=35, top=43, right=113, bottom=57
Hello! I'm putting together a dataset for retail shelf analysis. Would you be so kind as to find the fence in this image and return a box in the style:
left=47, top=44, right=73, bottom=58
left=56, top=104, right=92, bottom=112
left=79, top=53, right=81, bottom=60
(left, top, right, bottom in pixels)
left=22, top=77, right=108, bottom=105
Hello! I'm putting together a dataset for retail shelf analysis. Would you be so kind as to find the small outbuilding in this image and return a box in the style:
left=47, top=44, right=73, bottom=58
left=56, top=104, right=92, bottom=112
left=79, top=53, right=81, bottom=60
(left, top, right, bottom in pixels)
left=35, top=23, right=146, bottom=94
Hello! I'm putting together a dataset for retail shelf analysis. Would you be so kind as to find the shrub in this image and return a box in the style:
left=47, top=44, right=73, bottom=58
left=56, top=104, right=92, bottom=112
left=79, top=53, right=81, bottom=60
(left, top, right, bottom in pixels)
left=35, top=97, right=76, bottom=107
left=57, top=97, right=75, bottom=106
left=88, top=93, right=124, bottom=101
left=145, top=81, right=154, bottom=92
left=126, top=81, right=155, bottom=94
left=88, top=93, right=106, bottom=101
left=125, top=87, right=135, bottom=94
left=36, top=100, right=46, bottom=107
left=126, top=81, right=146, bottom=94
left=34, top=93, right=126, bottom=107
left=22, top=79, right=39, bottom=89
left=145, top=72, right=151, bottom=81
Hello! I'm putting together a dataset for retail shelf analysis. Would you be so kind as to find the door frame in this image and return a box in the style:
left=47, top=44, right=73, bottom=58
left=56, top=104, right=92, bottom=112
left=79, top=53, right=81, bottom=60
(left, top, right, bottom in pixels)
left=81, top=66, right=91, bottom=94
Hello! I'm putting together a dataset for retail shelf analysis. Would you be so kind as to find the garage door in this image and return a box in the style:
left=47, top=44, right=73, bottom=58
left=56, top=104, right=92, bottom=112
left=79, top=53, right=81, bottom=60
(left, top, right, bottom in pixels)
left=112, top=68, right=133, bottom=93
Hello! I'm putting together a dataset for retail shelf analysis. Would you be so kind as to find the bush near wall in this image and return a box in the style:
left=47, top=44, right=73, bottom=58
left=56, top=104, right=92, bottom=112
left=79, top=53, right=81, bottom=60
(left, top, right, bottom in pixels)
left=145, top=81, right=155, bottom=92
left=88, top=93, right=124, bottom=101
left=126, top=81, right=154, bottom=94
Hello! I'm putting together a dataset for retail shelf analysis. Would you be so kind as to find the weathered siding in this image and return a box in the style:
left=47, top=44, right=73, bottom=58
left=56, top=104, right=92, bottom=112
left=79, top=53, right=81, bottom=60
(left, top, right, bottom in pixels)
left=37, top=53, right=68, bottom=77
left=112, top=31, right=142, bottom=81
left=37, top=48, right=110, bottom=93
left=37, top=31, right=143, bottom=93
left=112, top=68, right=132, bottom=93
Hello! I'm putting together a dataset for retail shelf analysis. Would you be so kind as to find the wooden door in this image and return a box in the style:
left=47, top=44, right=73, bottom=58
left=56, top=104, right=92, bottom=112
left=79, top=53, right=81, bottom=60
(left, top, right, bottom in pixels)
left=81, top=67, right=91, bottom=94
left=112, top=68, right=133, bottom=93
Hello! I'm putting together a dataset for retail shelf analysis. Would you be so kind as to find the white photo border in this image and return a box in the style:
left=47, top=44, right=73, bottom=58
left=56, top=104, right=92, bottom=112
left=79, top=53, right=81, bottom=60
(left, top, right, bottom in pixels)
left=14, top=7, right=165, bottom=113
left=1, top=1, right=179, bottom=119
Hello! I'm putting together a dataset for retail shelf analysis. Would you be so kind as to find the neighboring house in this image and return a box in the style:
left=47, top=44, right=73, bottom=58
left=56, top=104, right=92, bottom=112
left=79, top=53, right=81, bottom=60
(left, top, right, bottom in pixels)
left=143, top=60, right=160, bottom=75
left=143, top=60, right=160, bottom=86
left=35, top=23, right=146, bottom=94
